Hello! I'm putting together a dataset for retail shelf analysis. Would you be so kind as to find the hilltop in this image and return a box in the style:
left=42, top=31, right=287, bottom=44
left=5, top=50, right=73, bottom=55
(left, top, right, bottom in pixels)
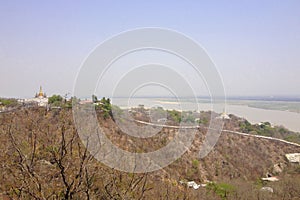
left=0, top=106, right=300, bottom=199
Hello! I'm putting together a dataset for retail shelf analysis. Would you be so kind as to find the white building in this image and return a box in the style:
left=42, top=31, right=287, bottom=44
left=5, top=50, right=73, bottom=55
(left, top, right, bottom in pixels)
left=19, top=86, right=48, bottom=107
left=216, top=112, right=230, bottom=120
left=285, top=153, right=300, bottom=163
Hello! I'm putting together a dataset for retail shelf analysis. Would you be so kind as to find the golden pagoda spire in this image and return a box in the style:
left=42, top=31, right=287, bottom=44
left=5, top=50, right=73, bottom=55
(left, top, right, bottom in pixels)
left=38, top=86, right=44, bottom=97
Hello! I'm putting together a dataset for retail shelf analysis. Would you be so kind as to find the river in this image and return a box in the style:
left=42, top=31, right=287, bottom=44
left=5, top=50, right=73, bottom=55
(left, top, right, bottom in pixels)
left=111, top=98, right=300, bottom=133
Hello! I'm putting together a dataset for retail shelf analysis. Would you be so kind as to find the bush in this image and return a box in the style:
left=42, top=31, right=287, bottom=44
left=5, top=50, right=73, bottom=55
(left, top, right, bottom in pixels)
left=206, top=182, right=236, bottom=200
left=96, top=97, right=112, bottom=119
left=167, top=110, right=181, bottom=123
left=48, top=95, right=63, bottom=105
left=0, top=98, right=18, bottom=107
left=192, top=159, right=199, bottom=169
left=182, top=112, right=195, bottom=123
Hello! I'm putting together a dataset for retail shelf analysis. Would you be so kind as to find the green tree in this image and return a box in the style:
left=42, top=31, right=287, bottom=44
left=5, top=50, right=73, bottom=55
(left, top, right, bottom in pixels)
left=0, top=98, right=18, bottom=107
left=48, top=95, right=63, bottom=106
left=167, top=110, right=181, bottom=123
left=97, top=97, right=112, bottom=119
left=206, top=182, right=236, bottom=200
left=92, top=94, right=98, bottom=103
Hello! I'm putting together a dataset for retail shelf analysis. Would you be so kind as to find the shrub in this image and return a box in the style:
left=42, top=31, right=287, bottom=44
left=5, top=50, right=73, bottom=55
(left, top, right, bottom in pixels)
left=192, top=159, right=199, bottom=169
left=0, top=98, right=18, bottom=107
left=48, top=95, right=63, bottom=105
left=206, top=182, right=236, bottom=200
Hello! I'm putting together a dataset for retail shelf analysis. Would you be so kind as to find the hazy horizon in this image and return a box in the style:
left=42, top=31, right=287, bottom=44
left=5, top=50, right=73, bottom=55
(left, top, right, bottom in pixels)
left=1, top=1, right=300, bottom=98
left=2, top=87, right=300, bottom=100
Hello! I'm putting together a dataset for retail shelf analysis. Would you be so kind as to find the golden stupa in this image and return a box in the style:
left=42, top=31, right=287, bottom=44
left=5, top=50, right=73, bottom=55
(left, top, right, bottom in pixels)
left=38, top=86, right=44, bottom=97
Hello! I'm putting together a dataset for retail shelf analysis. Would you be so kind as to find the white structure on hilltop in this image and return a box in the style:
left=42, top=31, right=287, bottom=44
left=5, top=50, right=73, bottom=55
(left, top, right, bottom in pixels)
left=19, top=86, right=48, bottom=107
left=216, top=110, right=230, bottom=120
left=261, top=177, right=279, bottom=182
left=179, top=180, right=209, bottom=190
left=260, top=187, right=274, bottom=193
left=285, top=153, right=300, bottom=163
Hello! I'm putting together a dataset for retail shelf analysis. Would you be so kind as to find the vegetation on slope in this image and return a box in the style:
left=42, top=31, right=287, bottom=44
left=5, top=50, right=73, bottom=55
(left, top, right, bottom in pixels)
left=0, top=98, right=18, bottom=107
left=0, top=105, right=300, bottom=199
left=227, top=115, right=300, bottom=144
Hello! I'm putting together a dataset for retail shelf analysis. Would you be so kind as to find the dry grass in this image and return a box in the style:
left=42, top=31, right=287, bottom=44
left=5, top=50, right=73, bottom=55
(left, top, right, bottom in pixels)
left=0, top=107, right=299, bottom=199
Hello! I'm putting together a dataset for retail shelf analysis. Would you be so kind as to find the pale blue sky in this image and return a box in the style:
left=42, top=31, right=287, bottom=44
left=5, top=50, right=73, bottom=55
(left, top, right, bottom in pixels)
left=0, top=1, right=300, bottom=98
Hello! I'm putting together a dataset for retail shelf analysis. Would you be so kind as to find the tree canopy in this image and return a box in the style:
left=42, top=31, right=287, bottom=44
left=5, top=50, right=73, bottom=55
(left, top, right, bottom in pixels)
left=48, top=95, right=63, bottom=106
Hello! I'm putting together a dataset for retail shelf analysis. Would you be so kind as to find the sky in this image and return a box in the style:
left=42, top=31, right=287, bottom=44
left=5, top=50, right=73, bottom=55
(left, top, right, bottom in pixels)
left=0, top=1, right=300, bottom=98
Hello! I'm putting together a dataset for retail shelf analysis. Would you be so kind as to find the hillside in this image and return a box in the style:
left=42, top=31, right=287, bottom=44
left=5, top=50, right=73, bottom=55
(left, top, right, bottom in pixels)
left=0, top=107, right=300, bottom=199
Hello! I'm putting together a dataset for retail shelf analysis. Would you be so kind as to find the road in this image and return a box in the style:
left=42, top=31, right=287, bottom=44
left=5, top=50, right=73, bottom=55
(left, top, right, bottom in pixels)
left=133, top=119, right=300, bottom=147
left=1, top=108, right=299, bottom=147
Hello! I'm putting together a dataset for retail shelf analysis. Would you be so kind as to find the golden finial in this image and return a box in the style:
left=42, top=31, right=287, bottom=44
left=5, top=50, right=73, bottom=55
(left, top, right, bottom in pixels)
left=38, top=86, right=44, bottom=97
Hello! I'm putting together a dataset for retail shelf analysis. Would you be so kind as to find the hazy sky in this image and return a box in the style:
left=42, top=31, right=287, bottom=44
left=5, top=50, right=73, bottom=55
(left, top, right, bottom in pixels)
left=0, top=1, right=300, bottom=98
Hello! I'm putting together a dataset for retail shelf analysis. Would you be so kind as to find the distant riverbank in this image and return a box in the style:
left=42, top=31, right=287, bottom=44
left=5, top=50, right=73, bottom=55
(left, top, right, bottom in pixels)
left=112, top=98, right=300, bottom=133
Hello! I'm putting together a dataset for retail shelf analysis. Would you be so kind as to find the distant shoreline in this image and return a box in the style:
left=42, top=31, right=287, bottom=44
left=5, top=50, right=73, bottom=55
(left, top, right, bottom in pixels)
left=111, top=96, right=300, bottom=102
left=4, top=95, right=300, bottom=103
